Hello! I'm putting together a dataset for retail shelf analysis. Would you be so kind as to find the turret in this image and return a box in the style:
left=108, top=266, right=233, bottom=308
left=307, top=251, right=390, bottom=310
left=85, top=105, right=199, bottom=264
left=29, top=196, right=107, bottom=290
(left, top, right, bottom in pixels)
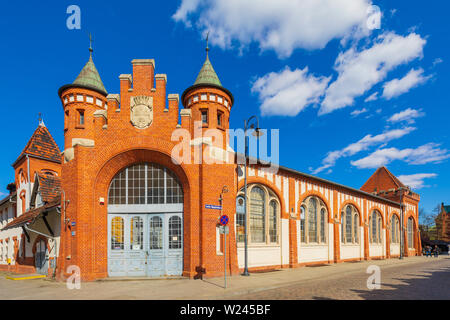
left=181, top=41, right=234, bottom=144
left=58, top=40, right=107, bottom=153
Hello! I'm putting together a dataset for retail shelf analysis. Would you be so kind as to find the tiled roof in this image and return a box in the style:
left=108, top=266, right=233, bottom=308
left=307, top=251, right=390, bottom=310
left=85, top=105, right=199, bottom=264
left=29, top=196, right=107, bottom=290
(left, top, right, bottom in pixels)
left=1, top=198, right=60, bottom=231
left=37, top=173, right=61, bottom=203
left=14, top=124, right=61, bottom=165
left=361, top=166, right=405, bottom=193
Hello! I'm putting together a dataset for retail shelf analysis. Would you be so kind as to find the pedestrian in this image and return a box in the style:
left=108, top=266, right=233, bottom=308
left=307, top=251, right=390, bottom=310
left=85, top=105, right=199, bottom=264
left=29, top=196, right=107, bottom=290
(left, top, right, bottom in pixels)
left=433, top=245, right=439, bottom=258
left=425, top=245, right=431, bottom=257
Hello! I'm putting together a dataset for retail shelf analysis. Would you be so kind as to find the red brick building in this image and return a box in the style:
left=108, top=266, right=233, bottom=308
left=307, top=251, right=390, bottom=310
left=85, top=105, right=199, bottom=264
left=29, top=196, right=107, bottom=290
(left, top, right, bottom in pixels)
left=436, top=203, right=450, bottom=242
left=0, top=46, right=421, bottom=281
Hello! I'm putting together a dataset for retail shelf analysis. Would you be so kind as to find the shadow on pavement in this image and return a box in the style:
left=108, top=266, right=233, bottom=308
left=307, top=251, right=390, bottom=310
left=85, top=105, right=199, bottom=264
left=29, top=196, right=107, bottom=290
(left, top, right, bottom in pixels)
left=351, top=265, right=450, bottom=300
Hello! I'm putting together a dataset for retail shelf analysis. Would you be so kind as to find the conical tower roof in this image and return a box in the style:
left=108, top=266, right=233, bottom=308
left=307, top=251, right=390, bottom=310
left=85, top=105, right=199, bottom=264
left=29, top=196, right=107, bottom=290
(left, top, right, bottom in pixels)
left=181, top=41, right=234, bottom=106
left=72, top=53, right=107, bottom=95
left=194, top=54, right=223, bottom=87
left=58, top=39, right=107, bottom=97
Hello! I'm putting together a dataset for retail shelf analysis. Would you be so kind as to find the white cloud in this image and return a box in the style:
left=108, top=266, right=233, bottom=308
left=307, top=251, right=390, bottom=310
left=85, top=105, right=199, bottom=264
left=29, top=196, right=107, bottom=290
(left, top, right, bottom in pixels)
left=397, top=173, right=437, bottom=189
left=382, top=68, right=431, bottom=100
left=311, top=127, right=416, bottom=174
left=0, top=191, right=7, bottom=198
left=351, top=143, right=450, bottom=169
left=387, top=107, right=425, bottom=124
left=173, top=0, right=373, bottom=58
left=364, top=92, right=378, bottom=102
left=252, top=67, right=330, bottom=116
left=320, top=32, right=426, bottom=115
left=350, top=108, right=368, bottom=117
left=433, top=58, right=443, bottom=66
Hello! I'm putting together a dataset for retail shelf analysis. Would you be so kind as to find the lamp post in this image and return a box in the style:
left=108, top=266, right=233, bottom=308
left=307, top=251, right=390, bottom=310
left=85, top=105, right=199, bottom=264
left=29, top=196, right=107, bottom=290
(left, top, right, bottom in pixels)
left=400, top=189, right=404, bottom=260
left=243, top=115, right=263, bottom=276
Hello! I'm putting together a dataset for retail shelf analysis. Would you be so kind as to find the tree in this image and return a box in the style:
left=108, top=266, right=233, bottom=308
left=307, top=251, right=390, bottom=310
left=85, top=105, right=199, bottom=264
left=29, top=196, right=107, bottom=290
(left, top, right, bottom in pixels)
left=419, top=206, right=439, bottom=241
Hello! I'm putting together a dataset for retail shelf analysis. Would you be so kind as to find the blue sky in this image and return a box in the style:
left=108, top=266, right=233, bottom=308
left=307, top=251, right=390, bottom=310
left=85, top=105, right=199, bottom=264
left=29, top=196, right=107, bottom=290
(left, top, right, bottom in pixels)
left=1, top=1, right=449, bottom=217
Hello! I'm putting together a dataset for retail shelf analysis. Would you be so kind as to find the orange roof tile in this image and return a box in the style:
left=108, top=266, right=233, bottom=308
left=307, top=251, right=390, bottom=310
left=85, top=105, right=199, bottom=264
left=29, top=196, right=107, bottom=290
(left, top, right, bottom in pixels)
left=14, top=124, right=61, bottom=166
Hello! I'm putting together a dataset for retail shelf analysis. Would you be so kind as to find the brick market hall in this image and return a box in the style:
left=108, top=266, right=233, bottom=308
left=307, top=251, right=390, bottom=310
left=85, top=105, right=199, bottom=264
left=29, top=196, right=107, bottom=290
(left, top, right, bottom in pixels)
left=0, top=43, right=422, bottom=281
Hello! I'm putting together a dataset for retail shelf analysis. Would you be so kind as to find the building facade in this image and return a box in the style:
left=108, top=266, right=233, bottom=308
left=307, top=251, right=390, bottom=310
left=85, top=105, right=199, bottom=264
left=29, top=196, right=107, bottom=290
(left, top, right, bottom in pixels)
left=436, top=203, right=450, bottom=242
left=0, top=46, right=421, bottom=281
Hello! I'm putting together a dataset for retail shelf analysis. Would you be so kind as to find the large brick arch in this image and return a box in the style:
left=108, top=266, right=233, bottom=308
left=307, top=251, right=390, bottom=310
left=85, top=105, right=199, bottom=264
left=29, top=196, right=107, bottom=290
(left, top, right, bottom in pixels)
left=298, top=191, right=332, bottom=223
left=91, top=148, right=192, bottom=276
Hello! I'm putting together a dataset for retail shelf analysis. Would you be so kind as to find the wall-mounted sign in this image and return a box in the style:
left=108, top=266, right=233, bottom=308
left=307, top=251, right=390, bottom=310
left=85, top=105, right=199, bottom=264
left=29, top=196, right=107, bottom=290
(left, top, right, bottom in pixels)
left=71, top=221, right=76, bottom=227
left=205, top=204, right=222, bottom=210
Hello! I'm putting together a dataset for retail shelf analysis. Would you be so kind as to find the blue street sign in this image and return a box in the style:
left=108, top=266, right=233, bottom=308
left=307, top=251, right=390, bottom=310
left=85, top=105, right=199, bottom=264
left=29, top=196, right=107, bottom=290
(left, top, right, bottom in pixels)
left=205, top=204, right=222, bottom=210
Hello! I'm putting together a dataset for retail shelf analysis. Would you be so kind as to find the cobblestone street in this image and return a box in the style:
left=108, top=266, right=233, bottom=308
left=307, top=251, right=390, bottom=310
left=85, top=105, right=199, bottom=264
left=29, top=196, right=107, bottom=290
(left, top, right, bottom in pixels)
left=0, top=256, right=449, bottom=300
left=233, top=256, right=450, bottom=300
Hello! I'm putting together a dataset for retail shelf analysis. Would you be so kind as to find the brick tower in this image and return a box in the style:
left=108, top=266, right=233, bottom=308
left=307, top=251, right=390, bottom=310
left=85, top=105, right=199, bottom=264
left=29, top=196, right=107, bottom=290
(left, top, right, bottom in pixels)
left=181, top=43, right=239, bottom=277
left=57, top=44, right=108, bottom=280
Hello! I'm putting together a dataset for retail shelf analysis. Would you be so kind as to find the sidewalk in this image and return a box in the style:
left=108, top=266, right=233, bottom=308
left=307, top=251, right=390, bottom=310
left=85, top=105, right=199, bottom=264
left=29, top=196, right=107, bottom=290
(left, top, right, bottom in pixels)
left=0, top=256, right=446, bottom=300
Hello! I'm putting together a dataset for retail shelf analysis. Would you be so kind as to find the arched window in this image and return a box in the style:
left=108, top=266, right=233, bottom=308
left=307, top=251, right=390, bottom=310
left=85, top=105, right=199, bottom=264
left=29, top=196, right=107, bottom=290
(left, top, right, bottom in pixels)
left=407, top=217, right=414, bottom=249
left=390, top=214, right=400, bottom=244
left=300, top=196, right=328, bottom=244
left=111, top=216, right=124, bottom=250
left=236, top=184, right=280, bottom=245
left=341, top=204, right=360, bottom=244
left=108, top=163, right=183, bottom=205
left=369, top=210, right=383, bottom=244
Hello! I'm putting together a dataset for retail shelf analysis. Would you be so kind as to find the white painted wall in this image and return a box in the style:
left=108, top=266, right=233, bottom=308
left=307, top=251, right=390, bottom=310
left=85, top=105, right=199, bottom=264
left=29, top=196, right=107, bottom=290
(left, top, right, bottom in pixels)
left=281, top=219, right=289, bottom=265
left=390, top=243, right=400, bottom=256
left=369, top=245, right=383, bottom=257
left=341, top=245, right=361, bottom=260
left=237, top=246, right=281, bottom=268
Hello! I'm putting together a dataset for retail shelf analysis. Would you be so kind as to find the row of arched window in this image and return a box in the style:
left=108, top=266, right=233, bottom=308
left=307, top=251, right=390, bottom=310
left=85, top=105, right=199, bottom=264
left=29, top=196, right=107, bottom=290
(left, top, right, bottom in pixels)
left=236, top=184, right=417, bottom=249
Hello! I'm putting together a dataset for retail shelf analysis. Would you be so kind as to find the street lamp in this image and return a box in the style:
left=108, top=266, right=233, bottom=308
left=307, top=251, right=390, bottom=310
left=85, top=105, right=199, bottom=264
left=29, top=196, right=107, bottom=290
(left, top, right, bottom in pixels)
left=243, top=115, right=263, bottom=276
left=399, top=188, right=405, bottom=259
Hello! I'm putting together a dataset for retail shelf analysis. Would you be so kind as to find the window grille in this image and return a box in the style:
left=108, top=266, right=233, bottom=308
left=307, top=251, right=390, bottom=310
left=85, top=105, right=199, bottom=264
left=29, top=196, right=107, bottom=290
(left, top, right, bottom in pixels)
left=308, top=198, right=317, bottom=243
left=111, top=217, right=124, bottom=250
left=250, top=187, right=265, bottom=243
left=269, top=201, right=278, bottom=243
left=408, top=218, right=414, bottom=248
left=130, top=216, right=143, bottom=250
left=169, top=216, right=182, bottom=249
left=108, top=163, right=183, bottom=205
left=149, top=216, right=163, bottom=250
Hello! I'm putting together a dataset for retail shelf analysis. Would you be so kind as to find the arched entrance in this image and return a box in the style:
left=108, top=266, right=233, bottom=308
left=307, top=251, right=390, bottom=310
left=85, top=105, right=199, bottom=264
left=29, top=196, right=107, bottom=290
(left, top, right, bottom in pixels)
left=107, top=163, right=183, bottom=277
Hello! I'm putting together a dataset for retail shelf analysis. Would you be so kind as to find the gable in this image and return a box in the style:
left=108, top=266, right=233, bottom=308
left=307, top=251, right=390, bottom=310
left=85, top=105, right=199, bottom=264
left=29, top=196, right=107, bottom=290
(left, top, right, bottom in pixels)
left=361, top=167, right=405, bottom=193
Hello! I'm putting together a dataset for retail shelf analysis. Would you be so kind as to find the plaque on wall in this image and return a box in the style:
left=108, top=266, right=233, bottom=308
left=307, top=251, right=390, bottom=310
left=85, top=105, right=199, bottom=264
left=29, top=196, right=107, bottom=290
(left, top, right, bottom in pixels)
left=130, top=95, right=153, bottom=129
